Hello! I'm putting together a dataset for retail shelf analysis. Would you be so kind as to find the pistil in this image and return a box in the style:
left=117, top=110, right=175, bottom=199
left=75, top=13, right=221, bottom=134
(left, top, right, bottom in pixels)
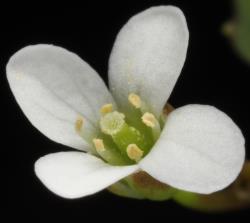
left=100, top=111, right=150, bottom=161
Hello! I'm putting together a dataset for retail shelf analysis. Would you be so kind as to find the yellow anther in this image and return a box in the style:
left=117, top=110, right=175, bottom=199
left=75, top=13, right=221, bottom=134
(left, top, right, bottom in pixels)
left=126, top=144, right=143, bottom=162
left=100, top=104, right=113, bottom=115
left=93, top=138, right=106, bottom=153
left=141, top=112, right=157, bottom=128
left=128, top=93, right=141, bottom=109
left=75, top=116, right=84, bottom=133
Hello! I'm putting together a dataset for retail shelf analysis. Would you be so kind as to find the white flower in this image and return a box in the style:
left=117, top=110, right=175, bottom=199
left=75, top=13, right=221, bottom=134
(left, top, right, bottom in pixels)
left=7, top=6, right=245, bottom=199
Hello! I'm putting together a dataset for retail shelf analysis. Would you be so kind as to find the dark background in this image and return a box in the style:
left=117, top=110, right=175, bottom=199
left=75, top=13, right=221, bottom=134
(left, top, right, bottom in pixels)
left=3, top=0, right=249, bottom=222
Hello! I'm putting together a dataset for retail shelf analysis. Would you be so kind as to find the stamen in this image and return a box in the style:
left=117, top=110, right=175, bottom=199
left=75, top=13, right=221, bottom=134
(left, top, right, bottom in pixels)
left=100, top=111, right=125, bottom=135
left=142, top=112, right=161, bottom=140
left=93, top=138, right=105, bottom=153
left=75, top=116, right=84, bottom=133
left=128, top=93, right=141, bottom=109
left=75, top=115, right=95, bottom=145
left=100, top=103, right=113, bottom=115
left=142, top=112, right=157, bottom=128
left=92, top=137, right=128, bottom=165
left=126, top=144, right=143, bottom=162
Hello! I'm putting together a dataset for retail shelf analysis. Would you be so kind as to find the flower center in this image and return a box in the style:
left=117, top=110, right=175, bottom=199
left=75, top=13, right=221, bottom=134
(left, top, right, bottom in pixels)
left=100, top=111, right=125, bottom=135
left=76, top=93, right=165, bottom=165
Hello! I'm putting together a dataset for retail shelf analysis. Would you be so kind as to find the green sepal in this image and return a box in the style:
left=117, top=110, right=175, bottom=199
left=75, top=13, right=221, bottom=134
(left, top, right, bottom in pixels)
left=223, top=0, right=250, bottom=64
left=126, top=172, right=177, bottom=201
left=108, top=180, right=144, bottom=199
left=108, top=171, right=177, bottom=201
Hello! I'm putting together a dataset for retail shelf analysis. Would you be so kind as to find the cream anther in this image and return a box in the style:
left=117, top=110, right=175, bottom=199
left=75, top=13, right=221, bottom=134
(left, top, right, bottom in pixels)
left=93, top=138, right=106, bottom=152
left=100, top=104, right=113, bottom=115
left=141, top=112, right=157, bottom=128
left=128, top=93, right=141, bottom=109
left=126, top=144, right=143, bottom=162
left=75, top=116, right=84, bottom=133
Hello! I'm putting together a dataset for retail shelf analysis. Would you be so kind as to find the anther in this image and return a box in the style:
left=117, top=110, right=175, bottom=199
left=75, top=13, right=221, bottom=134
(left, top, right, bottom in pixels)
left=75, top=116, right=84, bottom=133
left=93, top=138, right=106, bottom=153
left=141, top=112, right=157, bottom=128
left=100, top=103, right=113, bottom=115
left=142, top=112, right=161, bottom=140
left=75, top=115, right=95, bottom=145
left=126, top=144, right=144, bottom=162
left=128, top=93, right=141, bottom=109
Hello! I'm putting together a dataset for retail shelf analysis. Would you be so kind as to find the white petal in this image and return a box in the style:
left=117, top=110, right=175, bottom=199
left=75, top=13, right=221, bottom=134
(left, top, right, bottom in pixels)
left=7, top=44, right=115, bottom=150
left=140, top=104, right=245, bottom=194
left=109, top=6, right=189, bottom=117
left=35, top=152, right=138, bottom=199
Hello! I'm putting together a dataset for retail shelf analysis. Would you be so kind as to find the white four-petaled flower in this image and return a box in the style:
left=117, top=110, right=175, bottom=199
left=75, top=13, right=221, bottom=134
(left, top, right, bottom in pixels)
left=7, top=6, right=245, bottom=199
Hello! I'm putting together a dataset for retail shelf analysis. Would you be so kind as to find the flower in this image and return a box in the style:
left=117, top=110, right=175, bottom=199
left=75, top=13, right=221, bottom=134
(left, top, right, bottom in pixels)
left=6, top=6, right=245, bottom=199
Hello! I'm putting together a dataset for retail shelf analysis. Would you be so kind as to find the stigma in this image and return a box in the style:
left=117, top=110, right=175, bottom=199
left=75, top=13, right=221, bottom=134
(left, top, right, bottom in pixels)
left=100, top=111, right=125, bottom=135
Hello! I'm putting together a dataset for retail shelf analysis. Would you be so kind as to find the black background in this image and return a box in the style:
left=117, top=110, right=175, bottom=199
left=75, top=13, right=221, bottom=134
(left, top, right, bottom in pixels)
left=3, top=1, right=249, bottom=222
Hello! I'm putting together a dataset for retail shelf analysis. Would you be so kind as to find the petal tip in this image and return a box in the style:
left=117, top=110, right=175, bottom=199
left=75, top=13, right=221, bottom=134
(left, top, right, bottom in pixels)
left=34, top=152, right=139, bottom=199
